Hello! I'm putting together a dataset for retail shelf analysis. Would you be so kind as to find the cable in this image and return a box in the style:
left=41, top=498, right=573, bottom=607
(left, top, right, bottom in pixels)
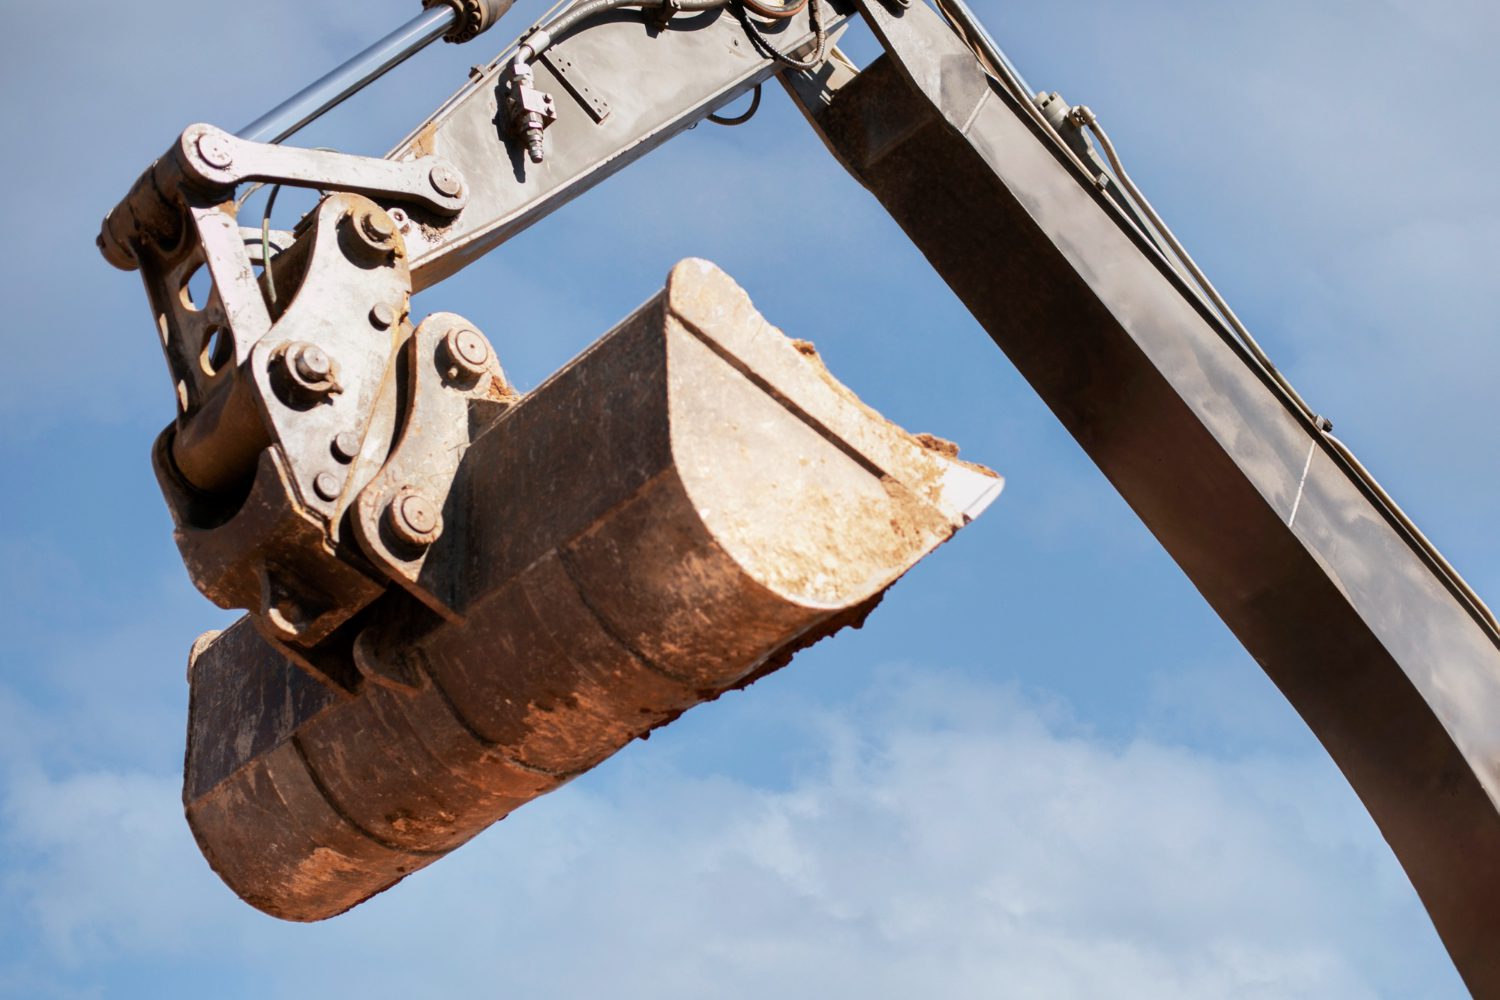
left=391, top=0, right=573, bottom=154
left=260, top=184, right=283, bottom=307
left=915, top=2, right=1499, bottom=639
left=1069, top=107, right=1320, bottom=424
left=1069, top=105, right=1499, bottom=637
left=930, top=0, right=1103, bottom=192
left=707, top=83, right=762, bottom=125
left=1325, top=431, right=1499, bottom=634
left=732, top=0, right=827, bottom=71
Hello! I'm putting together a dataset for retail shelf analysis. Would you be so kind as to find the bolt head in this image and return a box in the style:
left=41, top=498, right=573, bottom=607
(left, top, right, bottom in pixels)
left=195, top=132, right=233, bottom=169
left=293, top=345, right=331, bottom=381
left=429, top=164, right=464, bottom=198
left=360, top=209, right=397, bottom=244
left=455, top=329, right=490, bottom=366
left=442, top=327, right=492, bottom=381
left=332, top=432, right=361, bottom=463
left=348, top=206, right=399, bottom=261
left=370, top=302, right=397, bottom=330
left=386, top=489, right=443, bottom=549
left=280, top=342, right=338, bottom=397
left=313, top=472, right=342, bottom=502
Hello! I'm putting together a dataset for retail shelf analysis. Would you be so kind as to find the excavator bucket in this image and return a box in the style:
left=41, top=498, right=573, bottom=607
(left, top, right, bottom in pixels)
left=182, top=259, right=1000, bottom=919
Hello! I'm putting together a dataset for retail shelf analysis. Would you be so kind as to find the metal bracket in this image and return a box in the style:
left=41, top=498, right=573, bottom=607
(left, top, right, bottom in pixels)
left=153, top=193, right=417, bottom=649
left=541, top=43, right=612, bottom=123
left=353, top=313, right=516, bottom=620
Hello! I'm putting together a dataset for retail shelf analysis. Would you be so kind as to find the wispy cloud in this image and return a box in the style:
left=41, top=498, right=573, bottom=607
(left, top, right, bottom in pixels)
left=0, top=669, right=1462, bottom=998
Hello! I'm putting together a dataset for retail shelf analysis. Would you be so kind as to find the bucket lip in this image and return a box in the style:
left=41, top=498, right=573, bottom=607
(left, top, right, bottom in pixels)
left=660, top=259, right=1001, bottom=610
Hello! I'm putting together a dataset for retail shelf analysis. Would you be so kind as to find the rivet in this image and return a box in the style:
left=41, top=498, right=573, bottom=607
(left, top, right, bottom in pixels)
left=370, top=302, right=397, bottom=329
left=313, top=472, right=341, bottom=502
left=348, top=205, right=399, bottom=262
left=332, top=432, right=361, bottom=463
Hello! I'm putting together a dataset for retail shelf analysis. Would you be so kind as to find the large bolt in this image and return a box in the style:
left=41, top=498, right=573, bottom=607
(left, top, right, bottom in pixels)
left=280, top=341, right=339, bottom=397
left=385, top=488, right=443, bottom=549
left=349, top=205, right=399, bottom=261
left=429, top=164, right=464, bottom=198
left=293, top=344, right=331, bottom=382
left=442, top=327, right=492, bottom=381
left=195, top=132, right=234, bottom=169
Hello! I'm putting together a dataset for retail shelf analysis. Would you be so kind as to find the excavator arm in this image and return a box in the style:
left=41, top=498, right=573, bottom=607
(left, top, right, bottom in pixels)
left=99, top=0, right=1499, bottom=991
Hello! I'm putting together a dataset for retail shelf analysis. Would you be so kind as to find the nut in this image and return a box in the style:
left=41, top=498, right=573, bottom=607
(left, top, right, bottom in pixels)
left=295, top=346, right=330, bottom=381
left=348, top=205, right=399, bottom=261
left=385, top=489, right=443, bottom=549
left=442, top=327, right=492, bottom=381
left=278, top=341, right=339, bottom=398
left=293, top=344, right=331, bottom=382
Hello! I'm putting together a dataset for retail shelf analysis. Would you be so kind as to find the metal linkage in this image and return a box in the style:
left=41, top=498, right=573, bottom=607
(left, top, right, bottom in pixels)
left=98, top=0, right=842, bottom=658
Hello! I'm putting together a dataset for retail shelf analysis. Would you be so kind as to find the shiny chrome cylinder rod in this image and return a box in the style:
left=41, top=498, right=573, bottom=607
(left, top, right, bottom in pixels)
left=238, top=5, right=459, bottom=144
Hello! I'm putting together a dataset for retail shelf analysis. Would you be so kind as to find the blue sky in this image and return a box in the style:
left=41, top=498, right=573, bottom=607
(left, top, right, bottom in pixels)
left=1, top=1, right=1495, bottom=996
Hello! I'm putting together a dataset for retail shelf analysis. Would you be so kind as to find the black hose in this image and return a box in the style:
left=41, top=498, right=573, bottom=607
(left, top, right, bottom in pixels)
left=731, top=0, right=826, bottom=71
left=707, top=83, right=762, bottom=126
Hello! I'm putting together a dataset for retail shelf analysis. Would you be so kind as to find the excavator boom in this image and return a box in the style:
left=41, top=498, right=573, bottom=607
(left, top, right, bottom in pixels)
left=99, top=0, right=1499, bottom=992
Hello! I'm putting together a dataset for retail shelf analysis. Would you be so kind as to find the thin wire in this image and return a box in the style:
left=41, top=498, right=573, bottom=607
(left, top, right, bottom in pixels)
left=1326, top=431, right=1500, bottom=634
left=1071, top=106, right=1499, bottom=637
left=930, top=0, right=1100, bottom=187
left=921, top=0, right=1498, bottom=638
left=1070, top=107, right=1320, bottom=424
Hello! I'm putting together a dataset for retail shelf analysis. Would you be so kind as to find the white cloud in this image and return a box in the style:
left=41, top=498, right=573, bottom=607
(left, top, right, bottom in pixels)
left=0, top=669, right=1462, bottom=998
left=1, top=767, right=220, bottom=963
